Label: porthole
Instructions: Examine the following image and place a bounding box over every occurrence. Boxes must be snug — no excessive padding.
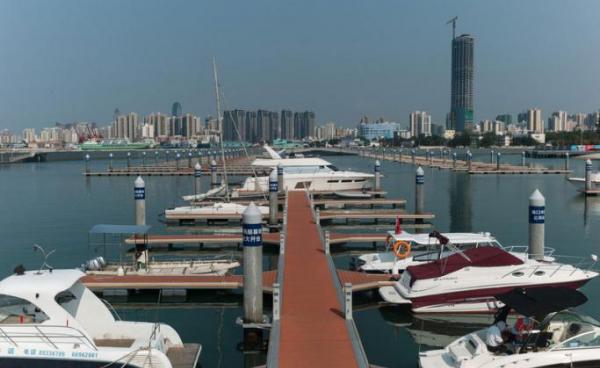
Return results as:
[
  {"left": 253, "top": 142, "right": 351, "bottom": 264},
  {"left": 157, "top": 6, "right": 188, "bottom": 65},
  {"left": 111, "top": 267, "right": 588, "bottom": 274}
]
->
[
  {"left": 534, "top": 270, "right": 545, "bottom": 276},
  {"left": 512, "top": 271, "right": 524, "bottom": 277}
]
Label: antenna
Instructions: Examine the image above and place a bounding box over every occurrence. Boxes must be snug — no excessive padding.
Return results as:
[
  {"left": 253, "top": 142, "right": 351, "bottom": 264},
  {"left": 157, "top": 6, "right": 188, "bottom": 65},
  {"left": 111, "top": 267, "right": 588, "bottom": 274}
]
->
[
  {"left": 446, "top": 16, "right": 458, "bottom": 39},
  {"left": 33, "top": 244, "right": 56, "bottom": 274},
  {"left": 212, "top": 57, "right": 229, "bottom": 198}
]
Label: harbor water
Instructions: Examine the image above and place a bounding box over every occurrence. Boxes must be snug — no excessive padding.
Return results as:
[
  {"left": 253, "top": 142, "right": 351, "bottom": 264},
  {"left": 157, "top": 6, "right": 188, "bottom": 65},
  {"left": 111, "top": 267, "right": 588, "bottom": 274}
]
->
[{"left": 1, "top": 153, "right": 599, "bottom": 367}]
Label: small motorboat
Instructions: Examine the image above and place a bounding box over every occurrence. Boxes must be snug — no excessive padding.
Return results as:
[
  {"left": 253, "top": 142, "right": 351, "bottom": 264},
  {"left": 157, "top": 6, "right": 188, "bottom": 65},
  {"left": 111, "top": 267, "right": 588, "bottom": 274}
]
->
[
  {"left": 83, "top": 256, "right": 240, "bottom": 276},
  {"left": 419, "top": 287, "right": 598, "bottom": 368},
  {"left": 378, "top": 246, "right": 598, "bottom": 313},
  {"left": 334, "top": 191, "right": 372, "bottom": 199}
]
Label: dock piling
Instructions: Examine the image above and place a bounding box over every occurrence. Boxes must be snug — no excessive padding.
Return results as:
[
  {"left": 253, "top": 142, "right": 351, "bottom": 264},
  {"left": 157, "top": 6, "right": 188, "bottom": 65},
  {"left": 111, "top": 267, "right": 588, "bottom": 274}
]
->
[
  {"left": 108, "top": 153, "right": 113, "bottom": 171},
  {"left": 411, "top": 149, "right": 416, "bottom": 164},
  {"left": 127, "top": 152, "right": 131, "bottom": 168},
  {"left": 522, "top": 151, "right": 526, "bottom": 166},
  {"left": 528, "top": 189, "right": 545, "bottom": 261},
  {"left": 452, "top": 152, "right": 457, "bottom": 169},
  {"left": 175, "top": 153, "right": 181, "bottom": 170},
  {"left": 325, "top": 230, "right": 330, "bottom": 255},
  {"left": 84, "top": 154, "right": 90, "bottom": 174},
  {"left": 142, "top": 151, "right": 146, "bottom": 167},
  {"left": 415, "top": 166, "right": 425, "bottom": 216},
  {"left": 565, "top": 152, "right": 570, "bottom": 171},
  {"left": 467, "top": 151, "right": 473, "bottom": 171},
  {"left": 187, "top": 152, "right": 192, "bottom": 168},
  {"left": 490, "top": 150, "right": 494, "bottom": 164},
  {"left": 273, "top": 283, "right": 280, "bottom": 321},
  {"left": 496, "top": 152, "right": 501, "bottom": 170},
  {"left": 269, "top": 169, "right": 278, "bottom": 227},
  {"left": 134, "top": 176, "right": 146, "bottom": 226},
  {"left": 374, "top": 160, "right": 381, "bottom": 191},
  {"left": 242, "top": 203, "right": 264, "bottom": 325},
  {"left": 586, "top": 159, "right": 593, "bottom": 191}
]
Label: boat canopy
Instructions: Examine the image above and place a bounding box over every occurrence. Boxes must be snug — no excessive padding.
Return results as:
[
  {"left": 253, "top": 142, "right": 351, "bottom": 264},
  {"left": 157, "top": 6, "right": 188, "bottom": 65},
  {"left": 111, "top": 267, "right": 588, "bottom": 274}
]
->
[
  {"left": 89, "top": 224, "right": 151, "bottom": 235},
  {"left": 495, "top": 287, "right": 588, "bottom": 317},
  {"left": 406, "top": 247, "right": 524, "bottom": 281}
]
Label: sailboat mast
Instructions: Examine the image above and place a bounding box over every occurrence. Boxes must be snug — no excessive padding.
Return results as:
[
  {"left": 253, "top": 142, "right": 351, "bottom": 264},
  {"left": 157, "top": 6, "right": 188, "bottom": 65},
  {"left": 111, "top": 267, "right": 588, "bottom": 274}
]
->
[{"left": 213, "top": 57, "right": 229, "bottom": 193}]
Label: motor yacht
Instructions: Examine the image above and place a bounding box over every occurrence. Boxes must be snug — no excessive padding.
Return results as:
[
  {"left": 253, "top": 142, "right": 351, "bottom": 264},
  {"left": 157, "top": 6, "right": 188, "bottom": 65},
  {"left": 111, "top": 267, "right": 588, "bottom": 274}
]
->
[
  {"left": 419, "top": 288, "right": 600, "bottom": 368},
  {"left": 236, "top": 145, "right": 374, "bottom": 193},
  {"left": 0, "top": 267, "right": 201, "bottom": 367},
  {"left": 567, "top": 171, "right": 600, "bottom": 190},
  {"left": 379, "top": 246, "right": 598, "bottom": 313},
  {"left": 355, "top": 230, "right": 555, "bottom": 274}
]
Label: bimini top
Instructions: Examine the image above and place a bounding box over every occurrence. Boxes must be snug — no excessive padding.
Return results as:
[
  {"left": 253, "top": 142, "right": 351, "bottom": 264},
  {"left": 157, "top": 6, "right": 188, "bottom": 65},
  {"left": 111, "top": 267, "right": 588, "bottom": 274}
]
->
[
  {"left": 406, "top": 247, "right": 524, "bottom": 281},
  {"left": 496, "top": 287, "right": 588, "bottom": 317},
  {"left": 0, "top": 269, "right": 84, "bottom": 299},
  {"left": 389, "top": 231, "right": 497, "bottom": 245}
]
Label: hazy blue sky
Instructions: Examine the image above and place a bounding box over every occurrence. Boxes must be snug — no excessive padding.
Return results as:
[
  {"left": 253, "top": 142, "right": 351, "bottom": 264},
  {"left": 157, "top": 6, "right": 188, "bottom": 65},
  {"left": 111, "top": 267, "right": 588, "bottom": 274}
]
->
[{"left": 2, "top": 0, "right": 600, "bottom": 130}]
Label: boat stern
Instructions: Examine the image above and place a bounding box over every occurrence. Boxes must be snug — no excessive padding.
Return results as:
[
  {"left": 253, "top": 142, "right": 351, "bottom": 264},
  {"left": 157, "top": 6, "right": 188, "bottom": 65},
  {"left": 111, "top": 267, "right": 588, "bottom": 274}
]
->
[{"left": 378, "top": 285, "right": 411, "bottom": 304}]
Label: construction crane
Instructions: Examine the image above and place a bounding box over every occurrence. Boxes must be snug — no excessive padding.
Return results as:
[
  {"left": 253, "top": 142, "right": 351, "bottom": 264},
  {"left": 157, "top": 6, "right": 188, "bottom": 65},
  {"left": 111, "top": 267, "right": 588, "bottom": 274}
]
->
[{"left": 446, "top": 16, "right": 458, "bottom": 39}]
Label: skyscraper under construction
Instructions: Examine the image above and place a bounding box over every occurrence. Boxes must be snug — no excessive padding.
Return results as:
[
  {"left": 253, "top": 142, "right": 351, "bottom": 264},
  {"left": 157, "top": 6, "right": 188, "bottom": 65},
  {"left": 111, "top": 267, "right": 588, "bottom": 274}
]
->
[{"left": 449, "top": 34, "right": 474, "bottom": 132}]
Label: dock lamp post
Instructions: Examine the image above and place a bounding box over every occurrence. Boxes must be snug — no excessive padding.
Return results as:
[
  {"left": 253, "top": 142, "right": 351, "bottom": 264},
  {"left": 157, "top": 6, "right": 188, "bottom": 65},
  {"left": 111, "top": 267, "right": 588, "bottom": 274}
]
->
[
  {"left": 194, "top": 163, "right": 202, "bottom": 200},
  {"left": 467, "top": 151, "right": 473, "bottom": 171},
  {"left": 84, "top": 154, "right": 90, "bottom": 174},
  {"left": 496, "top": 152, "right": 501, "bottom": 170},
  {"left": 188, "top": 152, "right": 193, "bottom": 168},
  {"left": 210, "top": 159, "right": 218, "bottom": 187},
  {"left": 154, "top": 151, "right": 159, "bottom": 165},
  {"left": 165, "top": 150, "right": 170, "bottom": 163},
  {"left": 126, "top": 152, "right": 131, "bottom": 168},
  {"left": 452, "top": 152, "right": 457, "bottom": 169},
  {"left": 522, "top": 151, "right": 526, "bottom": 167},
  {"left": 175, "top": 153, "right": 181, "bottom": 170},
  {"left": 142, "top": 151, "right": 146, "bottom": 167},
  {"left": 108, "top": 152, "right": 113, "bottom": 171}
]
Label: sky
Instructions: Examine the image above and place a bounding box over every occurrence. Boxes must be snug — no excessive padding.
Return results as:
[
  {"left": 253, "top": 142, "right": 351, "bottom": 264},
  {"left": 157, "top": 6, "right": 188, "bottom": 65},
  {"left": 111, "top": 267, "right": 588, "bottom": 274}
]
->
[{"left": 2, "top": 0, "right": 600, "bottom": 130}]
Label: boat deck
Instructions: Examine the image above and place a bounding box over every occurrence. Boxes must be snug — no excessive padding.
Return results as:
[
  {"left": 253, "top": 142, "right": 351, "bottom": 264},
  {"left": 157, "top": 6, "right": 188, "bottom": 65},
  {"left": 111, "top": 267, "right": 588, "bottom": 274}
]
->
[{"left": 166, "top": 343, "right": 202, "bottom": 368}]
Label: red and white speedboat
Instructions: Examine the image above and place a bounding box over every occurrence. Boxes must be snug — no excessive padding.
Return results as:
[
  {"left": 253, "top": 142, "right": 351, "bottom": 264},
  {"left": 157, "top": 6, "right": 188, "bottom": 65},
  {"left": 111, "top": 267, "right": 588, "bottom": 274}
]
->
[{"left": 379, "top": 247, "right": 598, "bottom": 314}]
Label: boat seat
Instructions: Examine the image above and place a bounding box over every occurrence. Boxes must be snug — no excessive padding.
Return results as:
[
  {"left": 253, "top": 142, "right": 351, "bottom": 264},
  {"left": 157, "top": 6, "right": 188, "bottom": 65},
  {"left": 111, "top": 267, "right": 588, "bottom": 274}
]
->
[{"left": 94, "top": 338, "right": 135, "bottom": 348}]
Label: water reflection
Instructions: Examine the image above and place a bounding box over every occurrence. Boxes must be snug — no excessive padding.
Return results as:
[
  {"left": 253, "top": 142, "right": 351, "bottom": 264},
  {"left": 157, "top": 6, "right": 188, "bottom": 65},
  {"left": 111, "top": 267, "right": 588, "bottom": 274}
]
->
[
  {"left": 449, "top": 173, "right": 473, "bottom": 232},
  {"left": 378, "top": 305, "right": 489, "bottom": 349}
]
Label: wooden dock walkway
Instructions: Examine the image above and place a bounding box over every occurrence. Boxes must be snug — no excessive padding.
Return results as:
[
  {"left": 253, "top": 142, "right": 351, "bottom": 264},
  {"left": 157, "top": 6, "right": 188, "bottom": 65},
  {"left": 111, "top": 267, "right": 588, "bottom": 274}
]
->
[{"left": 277, "top": 191, "right": 367, "bottom": 367}]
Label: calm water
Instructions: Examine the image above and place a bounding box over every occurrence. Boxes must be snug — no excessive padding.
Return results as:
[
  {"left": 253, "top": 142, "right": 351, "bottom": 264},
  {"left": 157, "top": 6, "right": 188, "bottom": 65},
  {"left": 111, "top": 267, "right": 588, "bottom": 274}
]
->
[{"left": 1, "top": 153, "right": 599, "bottom": 367}]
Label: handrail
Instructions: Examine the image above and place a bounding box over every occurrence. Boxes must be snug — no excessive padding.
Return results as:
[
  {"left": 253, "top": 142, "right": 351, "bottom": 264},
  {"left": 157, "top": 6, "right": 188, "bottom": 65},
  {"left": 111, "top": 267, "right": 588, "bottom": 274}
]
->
[
  {"left": 0, "top": 324, "right": 97, "bottom": 351},
  {"left": 101, "top": 298, "right": 122, "bottom": 321}
]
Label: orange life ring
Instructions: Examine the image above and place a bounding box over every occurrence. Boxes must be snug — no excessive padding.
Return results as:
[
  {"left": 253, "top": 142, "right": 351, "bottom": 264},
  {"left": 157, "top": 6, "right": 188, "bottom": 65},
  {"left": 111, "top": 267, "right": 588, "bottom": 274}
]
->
[{"left": 392, "top": 240, "right": 411, "bottom": 259}]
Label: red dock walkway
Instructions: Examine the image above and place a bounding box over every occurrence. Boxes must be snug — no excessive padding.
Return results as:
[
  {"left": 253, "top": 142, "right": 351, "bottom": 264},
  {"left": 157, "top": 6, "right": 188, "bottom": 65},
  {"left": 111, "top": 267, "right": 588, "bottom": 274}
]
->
[{"left": 278, "top": 191, "right": 362, "bottom": 367}]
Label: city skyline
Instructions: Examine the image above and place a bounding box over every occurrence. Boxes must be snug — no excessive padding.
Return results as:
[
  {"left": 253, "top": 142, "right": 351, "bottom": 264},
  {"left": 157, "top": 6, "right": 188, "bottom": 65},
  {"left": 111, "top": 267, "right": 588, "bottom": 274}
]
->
[{"left": 2, "top": 0, "right": 600, "bottom": 130}]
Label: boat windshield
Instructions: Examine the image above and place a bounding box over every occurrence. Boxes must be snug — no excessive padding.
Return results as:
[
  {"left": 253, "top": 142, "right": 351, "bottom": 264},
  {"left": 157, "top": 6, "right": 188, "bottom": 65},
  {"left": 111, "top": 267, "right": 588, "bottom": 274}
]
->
[
  {"left": 541, "top": 311, "right": 600, "bottom": 350},
  {"left": 0, "top": 294, "right": 48, "bottom": 324},
  {"left": 326, "top": 165, "right": 339, "bottom": 172}
]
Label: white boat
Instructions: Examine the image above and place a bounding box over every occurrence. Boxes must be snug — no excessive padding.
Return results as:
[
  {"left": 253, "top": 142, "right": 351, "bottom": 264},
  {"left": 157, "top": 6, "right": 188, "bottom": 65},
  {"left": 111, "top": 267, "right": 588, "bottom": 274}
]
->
[
  {"left": 165, "top": 202, "right": 269, "bottom": 221},
  {"left": 0, "top": 268, "right": 200, "bottom": 367},
  {"left": 354, "top": 230, "right": 555, "bottom": 274},
  {"left": 236, "top": 145, "right": 374, "bottom": 193},
  {"left": 84, "top": 256, "right": 240, "bottom": 276},
  {"left": 181, "top": 184, "right": 227, "bottom": 202},
  {"left": 419, "top": 288, "right": 599, "bottom": 368},
  {"left": 378, "top": 246, "right": 598, "bottom": 314}
]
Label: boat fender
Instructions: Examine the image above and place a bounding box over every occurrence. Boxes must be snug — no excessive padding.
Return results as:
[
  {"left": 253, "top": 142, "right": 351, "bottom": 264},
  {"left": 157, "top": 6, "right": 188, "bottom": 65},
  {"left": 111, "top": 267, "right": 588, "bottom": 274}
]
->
[{"left": 392, "top": 241, "right": 411, "bottom": 259}]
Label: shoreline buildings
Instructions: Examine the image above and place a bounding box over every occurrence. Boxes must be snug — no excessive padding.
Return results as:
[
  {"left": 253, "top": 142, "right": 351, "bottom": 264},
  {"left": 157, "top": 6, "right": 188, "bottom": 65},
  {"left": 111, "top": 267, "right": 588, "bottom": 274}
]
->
[{"left": 449, "top": 33, "right": 475, "bottom": 132}]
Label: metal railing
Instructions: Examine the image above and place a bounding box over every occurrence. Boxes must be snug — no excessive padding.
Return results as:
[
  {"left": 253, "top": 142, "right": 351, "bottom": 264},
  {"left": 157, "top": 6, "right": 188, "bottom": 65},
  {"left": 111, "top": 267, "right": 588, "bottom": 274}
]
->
[{"left": 0, "top": 325, "right": 97, "bottom": 351}]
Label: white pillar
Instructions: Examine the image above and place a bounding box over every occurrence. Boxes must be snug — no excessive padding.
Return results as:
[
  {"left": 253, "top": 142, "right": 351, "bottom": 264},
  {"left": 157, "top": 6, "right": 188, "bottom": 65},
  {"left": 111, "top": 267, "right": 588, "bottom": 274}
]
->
[
  {"left": 242, "top": 203, "right": 263, "bottom": 323},
  {"left": 528, "top": 189, "right": 545, "bottom": 261}
]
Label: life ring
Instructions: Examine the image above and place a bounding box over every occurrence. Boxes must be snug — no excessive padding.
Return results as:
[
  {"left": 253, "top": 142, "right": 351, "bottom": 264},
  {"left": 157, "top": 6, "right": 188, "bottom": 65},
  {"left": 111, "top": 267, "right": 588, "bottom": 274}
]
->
[{"left": 392, "top": 241, "right": 411, "bottom": 259}]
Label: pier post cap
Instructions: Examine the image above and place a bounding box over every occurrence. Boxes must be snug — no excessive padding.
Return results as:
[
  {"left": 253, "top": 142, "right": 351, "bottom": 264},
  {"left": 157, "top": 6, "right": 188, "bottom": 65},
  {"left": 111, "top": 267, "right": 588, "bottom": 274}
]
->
[
  {"left": 242, "top": 202, "right": 263, "bottom": 225},
  {"left": 269, "top": 169, "right": 278, "bottom": 182},
  {"left": 453, "top": 152, "right": 457, "bottom": 157},
  {"left": 194, "top": 162, "right": 202, "bottom": 171},
  {"left": 109, "top": 152, "right": 113, "bottom": 158},
  {"left": 166, "top": 150, "right": 170, "bottom": 154},
  {"left": 85, "top": 154, "right": 90, "bottom": 160},
  {"left": 176, "top": 153, "right": 181, "bottom": 158},
  {"left": 211, "top": 159, "right": 217, "bottom": 166},
  {"left": 127, "top": 152, "right": 131, "bottom": 157},
  {"left": 529, "top": 189, "right": 545, "bottom": 205},
  {"left": 188, "top": 152, "right": 192, "bottom": 157},
  {"left": 522, "top": 151, "right": 526, "bottom": 155},
  {"left": 566, "top": 152, "right": 570, "bottom": 157},
  {"left": 134, "top": 176, "right": 145, "bottom": 188},
  {"left": 416, "top": 166, "right": 424, "bottom": 176},
  {"left": 586, "top": 159, "right": 592, "bottom": 166},
  {"left": 142, "top": 151, "right": 146, "bottom": 156},
  {"left": 155, "top": 151, "right": 158, "bottom": 155},
  {"left": 497, "top": 151, "right": 501, "bottom": 156},
  {"left": 375, "top": 160, "right": 380, "bottom": 166}
]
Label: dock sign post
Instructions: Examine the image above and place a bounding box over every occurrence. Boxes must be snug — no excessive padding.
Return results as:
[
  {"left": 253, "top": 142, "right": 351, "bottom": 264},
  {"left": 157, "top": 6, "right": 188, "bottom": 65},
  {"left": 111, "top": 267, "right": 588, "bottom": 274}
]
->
[
  {"left": 528, "top": 189, "right": 545, "bottom": 261},
  {"left": 242, "top": 203, "right": 263, "bottom": 325}
]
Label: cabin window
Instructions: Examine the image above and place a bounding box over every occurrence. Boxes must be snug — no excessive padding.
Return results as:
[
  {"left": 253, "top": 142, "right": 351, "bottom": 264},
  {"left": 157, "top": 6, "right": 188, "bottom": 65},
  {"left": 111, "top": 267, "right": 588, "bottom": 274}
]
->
[
  {"left": 512, "top": 271, "right": 524, "bottom": 277},
  {"left": 554, "top": 330, "right": 600, "bottom": 350},
  {"left": 0, "top": 294, "right": 48, "bottom": 324},
  {"left": 354, "top": 179, "right": 366, "bottom": 182},
  {"left": 326, "top": 165, "right": 339, "bottom": 172},
  {"left": 327, "top": 180, "right": 340, "bottom": 183},
  {"left": 534, "top": 270, "right": 546, "bottom": 276},
  {"left": 341, "top": 179, "right": 352, "bottom": 183},
  {"left": 55, "top": 290, "right": 77, "bottom": 305}
]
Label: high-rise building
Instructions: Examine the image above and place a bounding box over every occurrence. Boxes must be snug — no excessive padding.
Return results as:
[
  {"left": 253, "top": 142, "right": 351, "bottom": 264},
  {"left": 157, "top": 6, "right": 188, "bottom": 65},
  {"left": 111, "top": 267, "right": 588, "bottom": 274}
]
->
[
  {"left": 479, "top": 120, "right": 494, "bottom": 133},
  {"left": 223, "top": 109, "right": 246, "bottom": 141},
  {"left": 113, "top": 112, "right": 140, "bottom": 140},
  {"left": 171, "top": 102, "right": 182, "bottom": 117},
  {"left": 245, "top": 111, "right": 257, "bottom": 143},
  {"left": 281, "top": 110, "right": 294, "bottom": 139},
  {"left": 449, "top": 34, "right": 475, "bottom": 132},
  {"left": 548, "top": 111, "right": 567, "bottom": 132},
  {"left": 527, "top": 108, "right": 544, "bottom": 133},
  {"left": 293, "top": 111, "right": 315, "bottom": 139},
  {"left": 409, "top": 111, "right": 432, "bottom": 137},
  {"left": 495, "top": 114, "right": 512, "bottom": 126}
]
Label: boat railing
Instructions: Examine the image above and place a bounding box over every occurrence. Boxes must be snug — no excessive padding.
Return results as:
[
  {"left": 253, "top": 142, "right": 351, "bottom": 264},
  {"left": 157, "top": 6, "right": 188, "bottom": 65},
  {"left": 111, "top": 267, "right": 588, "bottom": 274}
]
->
[
  {"left": 100, "top": 298, "right": 122, "bottom": 321},
  {"left": 0, "top": 325, "right": 97, "bottom": 351},
  {"left": 503, "top": 245, "right": 556, "bottom": 257},
  {"left": 500, "top": 254, "right": 599, "bottom": 279}
]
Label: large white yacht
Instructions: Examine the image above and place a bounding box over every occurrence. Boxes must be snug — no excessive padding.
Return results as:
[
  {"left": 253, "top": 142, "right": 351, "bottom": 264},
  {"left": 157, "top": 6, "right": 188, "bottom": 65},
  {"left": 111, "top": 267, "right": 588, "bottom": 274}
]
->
[
  {"left": 0, "top": 268, "right": 200, "bottom": 367},
  {"left": 236, "top": 145, "right": 374, "bottom": 192},
  {"left": 379, "top": 246, "right": 598, "bottom": 314},
  {"left": 419, "top": 288, "right": 600, "bottom": 368},
  {"left": 355, "top": 230, "right": 555, "bottom": 274}
]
